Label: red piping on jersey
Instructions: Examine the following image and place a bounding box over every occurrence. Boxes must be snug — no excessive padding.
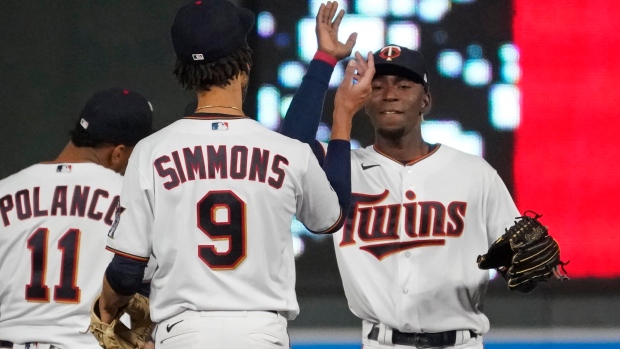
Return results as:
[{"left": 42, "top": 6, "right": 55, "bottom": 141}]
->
[
  {"left": 372, "top": 144, "right": 441, "bottom": 166},
  {"left": 183, "top": 113, "right": 250, "bottom": 120},
  {"left": 308, "top": 209, "right": 344, "bottom": 235},
  {"left": 105, "top": 246, "right": 149, "bottom": 262}
]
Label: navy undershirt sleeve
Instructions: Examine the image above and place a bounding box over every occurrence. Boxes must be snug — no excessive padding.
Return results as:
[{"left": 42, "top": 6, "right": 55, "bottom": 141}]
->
[
  {"left": 280, "top": 58, "right": 335, "bottom": 163},
  {"left": 323, "top": 139, "right": 352, "bottom": 220},
  {"left": 105, "top": 254, "right": 148, "bottom": 296},
  {"left": 137, "top": 282, "right": 151, "bottom": 298}
]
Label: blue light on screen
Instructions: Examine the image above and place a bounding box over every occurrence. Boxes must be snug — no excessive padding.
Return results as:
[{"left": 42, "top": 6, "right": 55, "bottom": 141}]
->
[
  {"left": 498, "top": 44, "right": 520, "bottom": 83},
  {"left": 257, "top": 85, "right": 281, "bottom": 130},
  {"left": 489, "top": 84, "right": 520, "bottom": 130},
  {"left": 498, "top": 43, "right": 519, "bottom": 62},
  {"left": 437, "top": 50, "right": 463, "bottom": 78},
  {"left": 356, "top": 0, "right": 388, "bottom": 16},
  {"left": 328, "top": 63, "right": 345, "bottom": 88},
  {"left": 466, "top": 43, "right": 483, "bottom": 58},
  {"left": 257, "top": 12, "right": 275, "bottom": 38},
  {"left": 501, "top": 62, "right": 520, "bottom": 84},
  {"left": 418, "top": 0, "right": 451, "bottom": 23},
  {"left": 389, "top": 0, "right": 416, "bottom": 17},
  {"left": 463, "top": 58, "right": 492, "bottom": 86},
  {"left": 278, "top": 61, "right": 306, "bottom": 88},
  {"left": 421, "top": 120, "right": 484, "bottom": 156},
  {"left": 316, "top": 122, "right": 332, "bottom": 142},
  {"left": 387, "top": 22, "right": 420, "bottom": 49},
  {"left": 280, "top": 94, "right": 294, "bottom": 117}
]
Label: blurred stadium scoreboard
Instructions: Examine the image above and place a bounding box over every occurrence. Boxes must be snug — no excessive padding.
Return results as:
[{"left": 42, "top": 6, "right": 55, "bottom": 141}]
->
[{"left": 245, "top": 0, "right": 620, "bottom": 282}]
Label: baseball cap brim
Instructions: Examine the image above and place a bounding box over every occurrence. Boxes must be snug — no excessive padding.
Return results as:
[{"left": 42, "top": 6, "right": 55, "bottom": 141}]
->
[{"left": 374, "top": 63, "right": 427, "bottom": 86}]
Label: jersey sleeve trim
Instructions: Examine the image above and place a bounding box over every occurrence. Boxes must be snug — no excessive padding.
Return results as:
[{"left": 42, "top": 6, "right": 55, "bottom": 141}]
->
[
  {"left": 306, "top": 209, "right": 345, "bottom": 235},
  {"left": 313, "top": 50, "right": 339, "bottom": 66},
  {"left": 105, "top": 246, "right": 149, "bottom": 262}
]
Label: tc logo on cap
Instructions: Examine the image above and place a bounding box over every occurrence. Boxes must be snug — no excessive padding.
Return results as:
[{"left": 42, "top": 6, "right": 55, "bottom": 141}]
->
[
  {"left": 192, "top": 54, "right": 205, "bottom": 61},
  {"left": 379, "top": 45, "right": 401, "bottom": 61}
]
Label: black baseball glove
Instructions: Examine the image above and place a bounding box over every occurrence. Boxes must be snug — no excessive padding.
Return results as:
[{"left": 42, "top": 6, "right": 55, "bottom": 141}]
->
[{"left": 477, "top": 211, "right": 569, "bottom": 293}]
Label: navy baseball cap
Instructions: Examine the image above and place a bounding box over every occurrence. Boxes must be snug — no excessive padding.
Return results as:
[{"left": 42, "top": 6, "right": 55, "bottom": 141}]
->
[
  {"left": 78, "top": 88, "right": 154, "bottom": 146},
  {"left": 171, "top": 0, "right": 255, "bottom": 64},
  {"left": 373, "top": 45, "right": 429, "bottom": 91}
]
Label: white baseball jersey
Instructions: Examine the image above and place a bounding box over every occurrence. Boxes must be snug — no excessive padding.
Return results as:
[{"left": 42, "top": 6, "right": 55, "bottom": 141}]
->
[
  {"left": 106, "top": 115, "right": 342, "bottom": 323},
  {"left": 0, "top": 163, "right": 122, "bottom": 348},
  {"left": 331, "top": 144, "right": 519, "bottom": 335}
]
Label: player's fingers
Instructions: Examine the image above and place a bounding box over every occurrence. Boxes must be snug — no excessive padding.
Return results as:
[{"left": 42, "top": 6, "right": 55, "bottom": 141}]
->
[
  {"left": 344, "top": 32, "right": 357, "bottom": 52},
  {"left": 354, "top": 51, "right": 368, "bottom": 74},
  {"left": 316, "top": 3, "right": 325, "bottom": 25},
  {"left": 328, "top": 1, "right": 339, "bottom": 24},
  {"left": 322, "top": 2, "right": 332, "bottom": 24},
  {"left": 367, "top": 51, "right": 375, "bottom": 72},
  {"left": 342, "top": 59, "right": 358, "bottom": 86},
  {"left": 333, "top": 9, "right": 345, "bottom": 30},
  {"left": 358, "top": 52, "right": 376, "bottom": 85}
]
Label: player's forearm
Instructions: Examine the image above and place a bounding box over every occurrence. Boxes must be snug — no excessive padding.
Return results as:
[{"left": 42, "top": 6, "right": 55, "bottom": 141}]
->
[
  {"left": 280, "top": 51, "right": 336, "bottom": 144},
  {"left": 323, "top": 139, "right": 351, "bottom": 220},
  {"left": 99, "top": 276, "right": 133, "bottom": 323},
  {"left": 330, "top": 110, "right": 353, "bottom": 141}
]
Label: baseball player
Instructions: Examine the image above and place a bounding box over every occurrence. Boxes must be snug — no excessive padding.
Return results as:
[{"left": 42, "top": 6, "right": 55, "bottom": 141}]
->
[
  {"left": 281, "top": 2, "right": 521, "bottom": 348},
  {"left": 94, "top": 1, "right": 372, "bottom": 349},
  {"left": 0, "top": 88, "right": 153, "bottom": 348}
]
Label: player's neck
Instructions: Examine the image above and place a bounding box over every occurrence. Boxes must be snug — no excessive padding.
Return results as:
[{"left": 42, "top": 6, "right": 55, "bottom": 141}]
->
[
  {"left": 195, "top": 78, "right": 245, "bottom": 116},
  {"left": 51, "top": 141, "right": 109, "bottom": 167},
  {"left": 374, "top": 133, "right": 430, "bottom": 163}
]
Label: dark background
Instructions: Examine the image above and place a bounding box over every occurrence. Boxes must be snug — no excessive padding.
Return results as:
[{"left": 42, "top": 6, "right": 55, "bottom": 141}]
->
[{"left": 1, "top": 0, "right": 618, "bottom": 329}]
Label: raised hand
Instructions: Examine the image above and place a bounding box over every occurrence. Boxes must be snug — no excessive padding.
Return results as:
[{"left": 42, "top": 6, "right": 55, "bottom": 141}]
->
[
  {"left": 316, "top": 1, "right": 357, "bottom": 61},
  {"left": 331, "top": 51, "right": 375, "bottom": 140}
]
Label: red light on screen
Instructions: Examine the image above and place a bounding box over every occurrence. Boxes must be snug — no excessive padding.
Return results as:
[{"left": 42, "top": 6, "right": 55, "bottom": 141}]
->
[{"left": 514, "top": 1, "right": 620, "bottom": 277}]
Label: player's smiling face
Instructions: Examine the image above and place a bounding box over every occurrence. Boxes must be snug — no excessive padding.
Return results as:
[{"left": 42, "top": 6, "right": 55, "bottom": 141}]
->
[{"left": 365, "top": 75, "right": 429, "bottom": 140}]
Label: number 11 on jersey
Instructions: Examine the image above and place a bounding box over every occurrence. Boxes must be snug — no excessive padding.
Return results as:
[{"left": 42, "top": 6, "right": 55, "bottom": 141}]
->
[{"left": 25, "top": 228, "right": 81, "bottom": 303}]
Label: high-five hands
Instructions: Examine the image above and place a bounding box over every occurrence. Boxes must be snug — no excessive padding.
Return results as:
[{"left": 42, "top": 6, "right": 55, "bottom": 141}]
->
[
  {"left": 331, "top": 51, "right": 375, "bottom": 140},
  {"left": 316, "top": 1, "right": 357, "bottom": 60}
]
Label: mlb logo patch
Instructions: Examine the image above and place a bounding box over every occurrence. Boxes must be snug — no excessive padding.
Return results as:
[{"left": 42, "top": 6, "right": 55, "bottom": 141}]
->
[
  {"left": 56, "top": 164, "right": 72, "bottom": 173},
  {"left": 212, "top": 122, "right": 229, "bottom": 131},
  {"left": 192, "top": 53, "right": 204, "bottom": 61}
]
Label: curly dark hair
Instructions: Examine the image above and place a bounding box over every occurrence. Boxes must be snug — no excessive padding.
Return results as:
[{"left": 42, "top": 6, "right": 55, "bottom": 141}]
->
[
  {"left": 173, "top": 44, "right": 253, "bottom": 91},
  {"left": 69, "top": 122, "right": 119, "bottom": 148}
]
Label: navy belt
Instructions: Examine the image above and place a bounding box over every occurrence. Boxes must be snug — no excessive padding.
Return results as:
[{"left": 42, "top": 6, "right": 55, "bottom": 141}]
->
[
  {"left": 368, "top": 325, "right": 477, "bottom": 348},
  {"left": 0, "top": 341, "right": 12, "bottom": 347}
]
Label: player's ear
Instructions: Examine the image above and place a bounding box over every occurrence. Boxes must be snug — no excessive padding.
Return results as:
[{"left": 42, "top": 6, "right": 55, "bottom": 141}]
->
[
  {"left": 109, "top": 144, "right": 134, "bottom": 175},
  {"left": 421, "top": 92, "right": 431, "bottom": 114}
]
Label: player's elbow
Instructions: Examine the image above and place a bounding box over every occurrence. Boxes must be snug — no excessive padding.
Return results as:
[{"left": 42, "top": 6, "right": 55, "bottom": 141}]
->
[
  {"left": 306, "top": 209, "right": 346, "bottom": 235},
  {"left": 105, "top": 254, "right": 148, "bottom": 296}
]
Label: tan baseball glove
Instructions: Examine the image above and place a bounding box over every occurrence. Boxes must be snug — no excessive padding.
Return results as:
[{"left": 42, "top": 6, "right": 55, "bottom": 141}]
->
[{"left": 89, "top": 293, "right": 153, "bottom": 349}]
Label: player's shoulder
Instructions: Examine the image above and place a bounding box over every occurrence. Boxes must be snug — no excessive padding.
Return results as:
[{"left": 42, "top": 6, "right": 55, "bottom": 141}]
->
[
  {"left": 0, "top": 163, "right": 122, "bottom": 191},
  {"left": 435, "top": 144, "right": 496, "bottom": 172},
  {"left": 250, "top": 123, "right": 315, "bottom": 154}
]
